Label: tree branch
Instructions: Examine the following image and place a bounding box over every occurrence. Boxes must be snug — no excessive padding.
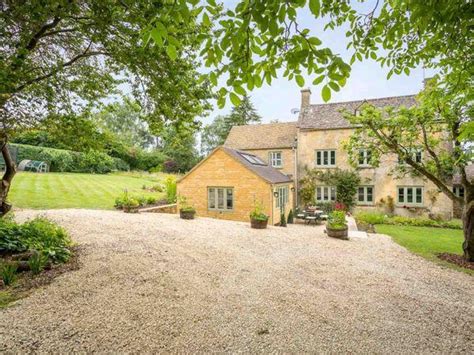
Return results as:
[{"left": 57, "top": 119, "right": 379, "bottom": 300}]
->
[{"left": 14, "top": 50, "right": 110, "bottom": 93}]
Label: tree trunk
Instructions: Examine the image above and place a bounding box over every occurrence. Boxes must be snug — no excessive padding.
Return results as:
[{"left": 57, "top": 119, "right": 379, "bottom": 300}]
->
[
  {"left": 462, "top": 195, "right": 474, "bottom": 262},
  {"left": 0, "top": 140, "right": 16, "bottom": 217}
]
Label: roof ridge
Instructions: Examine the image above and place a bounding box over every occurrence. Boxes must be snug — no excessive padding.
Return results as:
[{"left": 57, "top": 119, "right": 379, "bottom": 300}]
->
[
  {"left": 309, "top": 94, "right": 417, "bottom": 107},
  {"left": 231, "top": 121, "right": 297, "bottom": 128}
]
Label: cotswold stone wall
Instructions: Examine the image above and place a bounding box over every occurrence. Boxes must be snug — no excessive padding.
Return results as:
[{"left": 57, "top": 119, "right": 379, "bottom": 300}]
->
[
  {"left": 297, "top": 128, "right": 453, "bottom": 219},
  {"left": 178, "top": 149, "right": 278, "bottom": 223}
]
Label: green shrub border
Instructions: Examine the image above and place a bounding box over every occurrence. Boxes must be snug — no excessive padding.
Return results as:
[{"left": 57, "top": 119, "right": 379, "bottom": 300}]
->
[{"left": 355, "top": 211, "right": 462, "bottom": 230}]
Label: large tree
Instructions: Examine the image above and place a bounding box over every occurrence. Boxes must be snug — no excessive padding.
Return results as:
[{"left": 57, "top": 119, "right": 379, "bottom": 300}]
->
[
  {"left": 344, "top": 77, "right": 473, "bottom": 261},
  {"left": 201, "top": 95, "right": 261, "bottom": 154},
  {"left": 0, "top": 0, "right": 211, "bottom": 215}
]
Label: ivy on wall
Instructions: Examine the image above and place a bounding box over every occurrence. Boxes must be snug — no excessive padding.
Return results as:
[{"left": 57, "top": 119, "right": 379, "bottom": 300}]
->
[{"left": 299, "top": 168, "right": 361, "bottom": 210}]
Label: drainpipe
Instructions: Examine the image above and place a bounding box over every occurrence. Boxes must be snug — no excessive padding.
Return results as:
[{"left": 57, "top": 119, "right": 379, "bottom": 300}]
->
[
  {"left": 293, "top": 136, "right": 298, "bottom": 209},
  {"left": 270, "top": 185, "right": 274, "bottom": 225}
]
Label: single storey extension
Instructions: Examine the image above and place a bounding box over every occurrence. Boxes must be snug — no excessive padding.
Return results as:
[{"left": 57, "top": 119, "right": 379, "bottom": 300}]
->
[{"left": 177, "top": 146, "right": 293, "bottom": 225}]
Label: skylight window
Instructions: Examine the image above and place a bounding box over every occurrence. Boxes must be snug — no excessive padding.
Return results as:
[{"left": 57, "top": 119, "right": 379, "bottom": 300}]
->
[{"left": 239, "top": 152, "right": 266, "bottom": 165}]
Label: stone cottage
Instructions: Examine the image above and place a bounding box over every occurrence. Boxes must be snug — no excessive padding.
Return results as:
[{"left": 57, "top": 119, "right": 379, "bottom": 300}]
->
[{"left": 225, "top": 88, "right": 459, "bottom": 219}]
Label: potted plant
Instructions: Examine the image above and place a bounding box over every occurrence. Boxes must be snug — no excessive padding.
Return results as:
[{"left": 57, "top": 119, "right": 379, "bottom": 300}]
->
[
  {"left": 178, "top": 196, "right": 196, "bottom": 220},
  {"left": 123, "top": 197, "right": 140, "bottom": 213},
  {"left": 249, "top": 200, "right": 269, "bottom": 229},
  {"left": 326, "top": 210, "right": 348, "bottom": 239}
]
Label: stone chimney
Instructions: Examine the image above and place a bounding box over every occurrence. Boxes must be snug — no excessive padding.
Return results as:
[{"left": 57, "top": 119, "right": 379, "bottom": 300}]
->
[{"left": 300, "top": 88, "right": 311, "bottom": 109}]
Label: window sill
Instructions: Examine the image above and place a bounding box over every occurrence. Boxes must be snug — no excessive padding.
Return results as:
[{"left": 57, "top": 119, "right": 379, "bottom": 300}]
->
[
  {"left": 357, "top": 165, "right": 373, "bottom": 169},
  {"left": 396, "top": 205, "right": 426, "bottom": 209},
  {"left": 356, "top": 203, "right": 375, "bottom": 206},
  {"left": 208, "top": 209, "right": 234, "bottom": 213},
  {"left": 315, "top": 166, "right": 337, "bottom": 169}
]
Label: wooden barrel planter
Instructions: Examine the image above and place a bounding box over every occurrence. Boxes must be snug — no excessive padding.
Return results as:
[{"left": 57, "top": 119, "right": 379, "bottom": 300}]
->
[
  {"left": 250, "top": 218, "right": 268, "bottom": 229},
  {"left": 179, "top": 209, "right": 196, "bottom": 220},
  {"left": 326, "top": 226, "right": 349, "bottom": 240}
]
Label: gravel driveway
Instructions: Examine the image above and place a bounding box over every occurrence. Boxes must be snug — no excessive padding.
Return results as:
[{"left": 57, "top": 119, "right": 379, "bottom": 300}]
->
[{"left": 1, "top": 209, "right": 473, "bottom": 353}]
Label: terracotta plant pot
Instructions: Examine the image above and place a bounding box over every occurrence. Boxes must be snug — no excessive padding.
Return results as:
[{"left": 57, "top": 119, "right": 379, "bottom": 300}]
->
[
  {"left": 326, "top": 226, "right": 349, "bottom": 240},
  {"left": 250, "top": 218, "right": 268, "bottom": 229},
  {"left": 180, "top": 209, "right": 196, "bottom": 220}
]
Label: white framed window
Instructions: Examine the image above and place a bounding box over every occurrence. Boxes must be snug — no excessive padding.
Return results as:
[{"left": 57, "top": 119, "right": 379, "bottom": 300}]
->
[
  {"left": 208, "top": 187, "right": 234, "bottom": 211},
  {"left": 453, "top": 186, "right": 465, "bottom": 198},
  {"left": 269, "top": 151, "right": 283, "bottom": 168},
  {"left": 316, "top": 186, "right": 336, "bottom": 202},
  {"left": 315, "top": 150, "right": 336, "bottom": 167},
  {"left": 357, "top": 186, "right": 374, "bottom": 204},
  {"left": 397, "top": 186, "right": 423, "bottom": 206},
  {"left": 358, "top": 149, "right": 372, "bottom": 167},
  {"left": 398, "top": 149, "right": 423, "bottom": 165},
  {"left": 276, "top": 185, "right": 289, "bottom": 208}
]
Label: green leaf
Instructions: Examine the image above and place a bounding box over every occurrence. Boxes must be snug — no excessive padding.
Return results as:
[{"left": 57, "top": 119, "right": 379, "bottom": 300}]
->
[
  {"left": 166, "top": 45, "right": 178, "bottom": 60},
  {"left": 309, "top": 0, "right": 321, "bottom": 17},
  {"left": 308, "top": 37, "right": 322, "bottom": 46},
  {"left": 230, "top": 92, "right": 241, "bottom": 106},
  {"left": 322, "top": 85, "right": 331, "bottom": 102},
  {"left": 328, "top": 81, "right": 340, "bottom": 92},
  {"left": 296, "top": 75, "right": 305, "bottom": 87},
  {"left": 202, "top": 12, "right": 211, "bottom": 27},
  {"left": 234, "top": 85, "right": 246, "bottom": 95},
  {"left": 312, "top": 74, "right": 325, "bottom": 85}
]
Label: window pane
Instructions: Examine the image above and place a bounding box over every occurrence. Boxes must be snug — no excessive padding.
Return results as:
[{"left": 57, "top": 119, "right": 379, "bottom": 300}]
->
[
  {"left": 316, "top": 151, "right": 321, "bottom": 165},
  {"left": 330, "top": 187, "right": 336, "bottom": 201},
  {"left": 323, "top": 151, "right": 328, "bottom": 165},
  {"left": 358, "top": 150, "right": 364, "bottom": 165},
  {"left": 358, "top": 187, "right": 364, "bottom": 202},
  {"left": 323, "top": 187, "right": 329, "bottom": 201},
  {"left": 398, "top": 188, "right": 404, "bottom": 203},
  {"left": 407, "top": 187, "right": 413, "bottom": 203},
  {"left": 366, "top": 150, "right": 372, "bottom": 164},
  {"left": 460, "top": 187, "right": 465, "bottom": 198},
  {"left": 367, "top": 187, "right": 373, "bottom": 202},
  {"left": 416, "top": 188, "right": 422, "bottom": 203},
  {"left": 217, "top": 188, "right": 224, "bottom": 209},
  {"left": 208, "top": 188, "right": 215, "bottom": 209},
  {"left": 415, "top": 151, "right": 422, "bottom": 163},
  {"left": 316, "top": 187, "right": 321, "bottom": 201},
  {"left": 330, "top": 151, "right": 336, "bottom": 165},
  {"left": 226, "top": 189, "right": 233, "bottom": 209}
]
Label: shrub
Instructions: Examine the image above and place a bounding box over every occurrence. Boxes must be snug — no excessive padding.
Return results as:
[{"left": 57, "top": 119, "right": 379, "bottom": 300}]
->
[
  {"left": 28, "top": 251, "right": 48, "bottom": 275},
  {"left": 250, "top": 200, "right": 269, "bottom": 221},
  {"left": 354, "top": 212, "right": 462, "bottom": 230},
  {"left": 178, "top": 196, "right": 195, "bottom": 212},
  {"left": 165, "top": 176, "right": 177, "bottom": 203},
  {"left": 12, "top": 144, "right": 129, "bottom": 173},
  {"left": 0, "top": 217, "right": 72, "bottom": 263},
  {"left": 355, "top": 211, "right": 387, "bottom": 225},
  {"left": 20, "top": 218, "right": 72, "bottom": 263},
  {"left": 0, "top": 263, "right": 18, "bottom": 286},
  {"left": 280, "top": 211, "right": 287, "bottom": 227},
  {"left": 287, "top": 209, "right": 294, "bottom": 224},
  {"left": 327, "top": 210, "right": 347, "bottom": 230},
  {"left": 146, "top": 196, "right": 157, "bottom": 205},
  {"left": 0, "top": 218, "right": 27, "bottom": 253}
]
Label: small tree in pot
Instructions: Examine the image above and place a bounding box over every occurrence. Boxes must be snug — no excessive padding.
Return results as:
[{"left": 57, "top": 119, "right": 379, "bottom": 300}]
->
[
  {"left": 326, "top": 210, "right": 348, "bottom": 240},
  {"left": 178, "top": 196, "right": 196, "bottom": 220},
  {"left": 250, "top": 200, "right": 269, "bottom": 229}
]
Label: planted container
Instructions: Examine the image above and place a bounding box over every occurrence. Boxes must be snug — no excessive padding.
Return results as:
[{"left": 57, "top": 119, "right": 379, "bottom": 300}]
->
[
  {"left": 250, "top": 218, "right": 268, "bottom": 229},
  {"left": 326, "top": 226, "right": 348, "bottom": 239},
  {"left": 180, "top": 208, "right": 196, "bottom": 220}
]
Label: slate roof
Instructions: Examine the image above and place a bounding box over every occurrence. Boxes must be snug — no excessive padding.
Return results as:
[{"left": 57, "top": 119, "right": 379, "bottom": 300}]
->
[
  {"left": 298, "top": 95, "right": 417, "bottom": 130},
  {"left": 224, "top": 122, "right": 297, "bottom": 150},
  {"left": 221, "top": 147, "right": 293, "bottom": 184}
]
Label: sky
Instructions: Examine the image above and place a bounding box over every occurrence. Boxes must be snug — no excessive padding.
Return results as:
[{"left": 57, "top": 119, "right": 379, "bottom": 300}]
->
[{"left": 202, "top": 0, "right": 432, "bottom": 125}]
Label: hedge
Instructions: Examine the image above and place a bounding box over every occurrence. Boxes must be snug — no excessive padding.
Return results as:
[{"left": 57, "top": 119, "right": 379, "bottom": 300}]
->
[
  {"left": 10, "top": 143, "right": 129, "bottom": 174},
  {"left": 355, "top": 211, "right": 462, "bottom": 230}
]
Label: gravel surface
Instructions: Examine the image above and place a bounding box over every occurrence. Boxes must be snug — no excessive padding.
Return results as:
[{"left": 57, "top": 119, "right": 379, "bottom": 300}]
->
[{"left": 1, "top": 209, "right": 473, "bottom": 353}]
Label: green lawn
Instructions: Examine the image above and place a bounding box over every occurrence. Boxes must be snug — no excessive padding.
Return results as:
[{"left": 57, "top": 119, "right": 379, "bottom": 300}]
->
[
  {"left": 376, "top": 224, "right": 472, "bottom": 275},
  {"left": 9, "top": 172, "right": 172, "bottom": 210}
]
